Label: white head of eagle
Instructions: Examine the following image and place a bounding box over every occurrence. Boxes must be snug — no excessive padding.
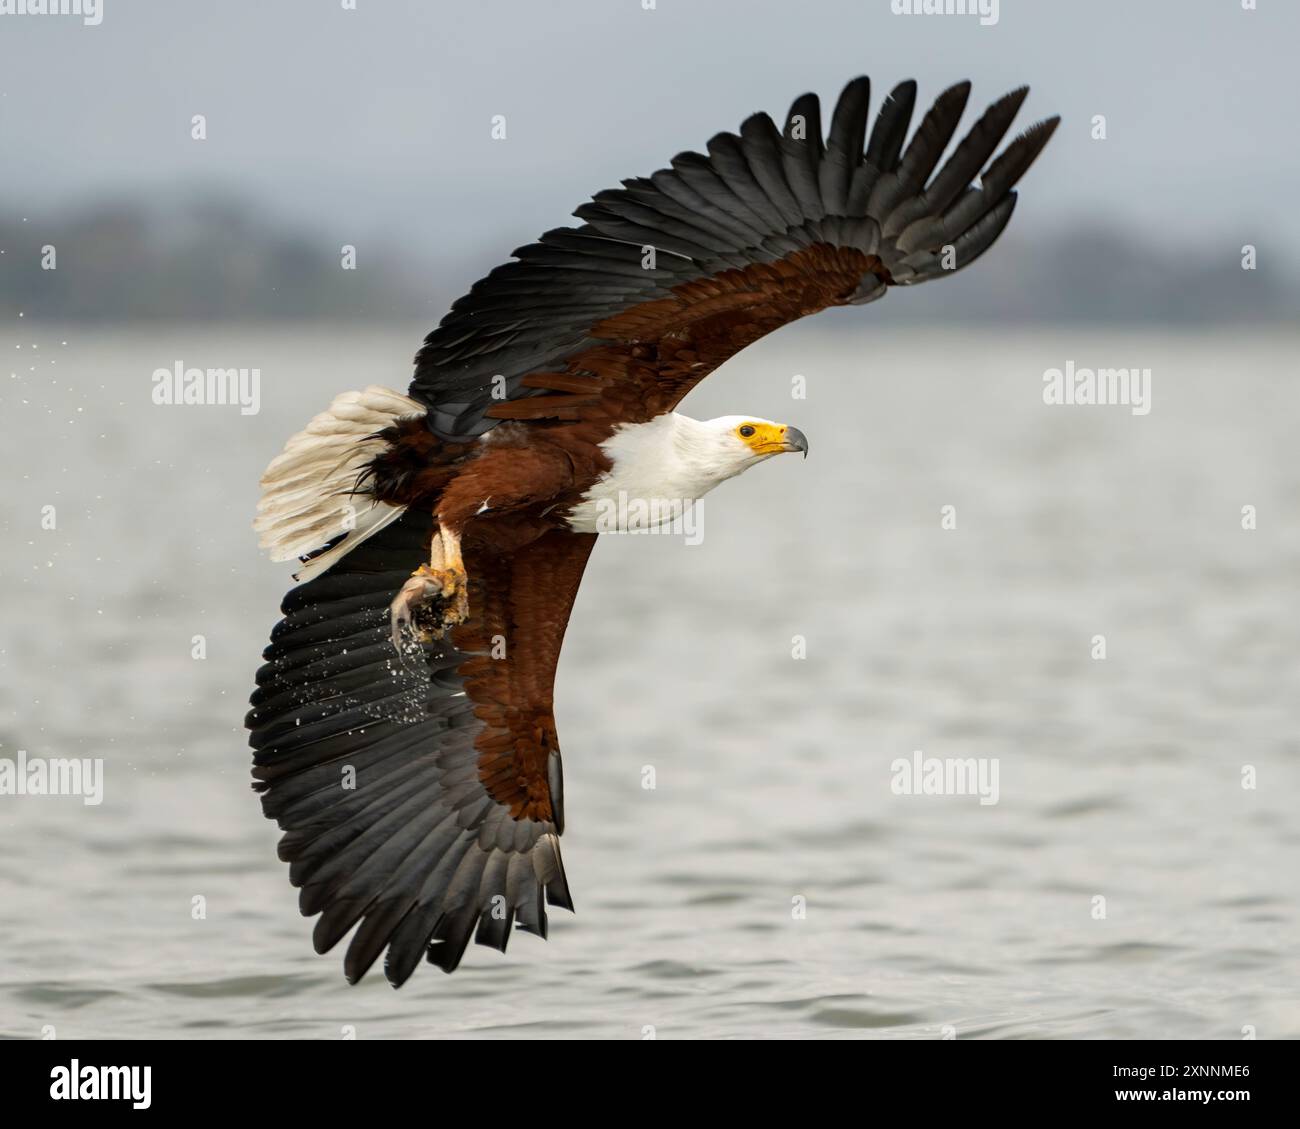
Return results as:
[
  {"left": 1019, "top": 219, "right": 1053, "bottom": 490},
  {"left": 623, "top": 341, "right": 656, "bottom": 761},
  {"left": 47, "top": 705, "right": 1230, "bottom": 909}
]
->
[{"left": 563, "top": 412, "right": 809, "bottom": 534}]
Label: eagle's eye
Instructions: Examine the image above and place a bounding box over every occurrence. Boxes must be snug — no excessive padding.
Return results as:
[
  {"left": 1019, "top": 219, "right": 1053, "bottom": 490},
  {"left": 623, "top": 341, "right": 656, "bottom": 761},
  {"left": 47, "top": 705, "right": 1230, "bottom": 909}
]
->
[{"left": 738, "top": 425, "right": 756, "bottom": 438}]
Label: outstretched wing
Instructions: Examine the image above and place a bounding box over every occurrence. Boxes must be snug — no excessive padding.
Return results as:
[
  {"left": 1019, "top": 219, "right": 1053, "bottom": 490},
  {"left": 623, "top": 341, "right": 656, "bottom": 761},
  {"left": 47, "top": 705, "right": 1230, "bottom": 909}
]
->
[
  {"left": 247, "top": 511, "right": 594, "bottom": 985},
  {"left": 411, "top": 77, "right": 1058, "bottom": 439}
]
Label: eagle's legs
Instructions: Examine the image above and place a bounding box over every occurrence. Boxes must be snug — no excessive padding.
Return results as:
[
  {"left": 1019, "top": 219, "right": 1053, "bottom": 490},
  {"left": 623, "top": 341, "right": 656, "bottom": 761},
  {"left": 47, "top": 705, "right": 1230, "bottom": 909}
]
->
[{"left": 388, "top": 525, "right": 469, "bottom": 648}]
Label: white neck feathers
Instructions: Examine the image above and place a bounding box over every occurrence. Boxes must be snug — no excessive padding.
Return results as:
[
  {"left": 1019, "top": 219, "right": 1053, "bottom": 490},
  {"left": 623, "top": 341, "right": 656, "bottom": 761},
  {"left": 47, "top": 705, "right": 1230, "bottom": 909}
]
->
[{"left": 565, "top": 413, "right": 757, "bottom": 534}]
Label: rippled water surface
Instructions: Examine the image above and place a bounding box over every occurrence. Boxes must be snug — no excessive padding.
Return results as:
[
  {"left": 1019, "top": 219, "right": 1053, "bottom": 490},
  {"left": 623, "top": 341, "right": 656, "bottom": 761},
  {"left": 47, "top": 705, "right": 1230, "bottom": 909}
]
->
[{"left": 2, "top": 324, "right": 1297, "bottom": 1039}]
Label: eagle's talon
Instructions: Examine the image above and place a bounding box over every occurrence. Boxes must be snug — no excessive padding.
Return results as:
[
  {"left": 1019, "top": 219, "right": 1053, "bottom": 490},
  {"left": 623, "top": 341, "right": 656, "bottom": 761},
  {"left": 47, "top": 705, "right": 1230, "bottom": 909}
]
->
[
  {"left": 440, "top": 582, "right": 470, "bottom": 629},
  {"left": 389, "top": 564, "right": 468, "bottom": 650}
]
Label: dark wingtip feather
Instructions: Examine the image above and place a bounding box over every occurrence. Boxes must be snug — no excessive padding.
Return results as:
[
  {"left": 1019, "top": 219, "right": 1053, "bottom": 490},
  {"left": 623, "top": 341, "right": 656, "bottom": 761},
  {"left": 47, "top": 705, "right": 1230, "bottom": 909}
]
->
[
  {"left": 865, "top": 79, "right": 918, "bottom": 171},
  {"left": 1029, "top": 114, "right": 1061, "bottom": 143},
  {"left": 545, "top": 873, "right": 575, "bottom": 912},
  {"left": 783, "top": 92, "right": 823, "bottom": 149},
  {"left": 474, "top": 907, "right": 514, "bottom": 952},
  {"left": 426, "top": 910, "right": 478, "bottom": 973},
  {"left": 384, "top": 912, "right": 443, "bottom": 988},
  {"left": 342, "top": 900, "right": 419, "bottom": 984},
  {"left": 827, "top": 76, "right": 872, "bottom": 157},
  {"left": 819, "top": 76, "right": 874, "bottom": 214},
  {"left": 978, "top": 115, "right": 1061, "bottom": 198},
  {"left": 931, "top": 80, "right": 972, "bottom": 127}
]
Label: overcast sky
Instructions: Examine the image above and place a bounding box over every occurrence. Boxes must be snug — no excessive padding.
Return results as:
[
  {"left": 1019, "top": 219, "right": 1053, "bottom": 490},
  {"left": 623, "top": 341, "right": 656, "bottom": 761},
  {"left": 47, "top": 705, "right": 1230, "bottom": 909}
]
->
[{"left": 2, "top": 0, "right": 1297, "bottom": 277}]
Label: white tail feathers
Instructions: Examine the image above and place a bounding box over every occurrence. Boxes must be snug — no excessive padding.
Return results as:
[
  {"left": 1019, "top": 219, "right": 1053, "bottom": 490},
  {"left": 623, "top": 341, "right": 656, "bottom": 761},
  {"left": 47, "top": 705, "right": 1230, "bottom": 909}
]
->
[
  {"left": 288, "top": 503, "right": 406, "bottom": 584},
  {"left": 254, "top": 385, "right": 424, "bottom": 582}
]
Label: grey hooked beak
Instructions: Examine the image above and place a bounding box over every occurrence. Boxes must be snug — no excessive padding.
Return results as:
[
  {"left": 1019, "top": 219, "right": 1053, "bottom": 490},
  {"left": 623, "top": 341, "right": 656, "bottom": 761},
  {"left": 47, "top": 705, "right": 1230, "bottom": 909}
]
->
[{"left": 782, "top": 426, "right": 809, "bottom": 458}]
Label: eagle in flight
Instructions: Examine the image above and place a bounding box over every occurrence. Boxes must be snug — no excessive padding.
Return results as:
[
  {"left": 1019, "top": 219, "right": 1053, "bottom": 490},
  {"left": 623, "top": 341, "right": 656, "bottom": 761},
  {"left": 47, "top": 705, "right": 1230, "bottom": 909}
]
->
[{"left": 247, "top": 76, "right": 1057, "bottom": 986}]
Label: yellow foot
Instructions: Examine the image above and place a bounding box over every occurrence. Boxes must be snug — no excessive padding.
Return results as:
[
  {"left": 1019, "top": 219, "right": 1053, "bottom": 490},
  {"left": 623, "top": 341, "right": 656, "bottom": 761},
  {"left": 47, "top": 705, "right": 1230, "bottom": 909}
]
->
[{"left": 388, "top": 563, "right": 470, "bottom": 648}]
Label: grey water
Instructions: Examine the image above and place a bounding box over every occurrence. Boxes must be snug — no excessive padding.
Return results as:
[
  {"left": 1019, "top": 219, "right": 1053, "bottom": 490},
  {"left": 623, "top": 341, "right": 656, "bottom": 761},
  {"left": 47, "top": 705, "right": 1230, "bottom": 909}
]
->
[{"left": 1, "top": 322, "right": 1297, "bottom": 1039}]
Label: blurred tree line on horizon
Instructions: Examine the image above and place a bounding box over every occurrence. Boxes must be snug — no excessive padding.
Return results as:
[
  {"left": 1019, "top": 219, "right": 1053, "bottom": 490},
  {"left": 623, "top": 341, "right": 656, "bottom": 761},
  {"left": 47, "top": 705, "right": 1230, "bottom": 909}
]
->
[{"left": 2, "top": 194, "right": 1294, "bottom": 327}]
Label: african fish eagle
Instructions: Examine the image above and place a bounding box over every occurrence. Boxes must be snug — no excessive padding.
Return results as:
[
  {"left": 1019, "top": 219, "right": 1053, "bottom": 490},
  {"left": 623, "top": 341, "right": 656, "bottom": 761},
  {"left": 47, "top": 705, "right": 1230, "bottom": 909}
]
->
[{"left": 247, "top": 76, "right": 1058, "bottom": 986}]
